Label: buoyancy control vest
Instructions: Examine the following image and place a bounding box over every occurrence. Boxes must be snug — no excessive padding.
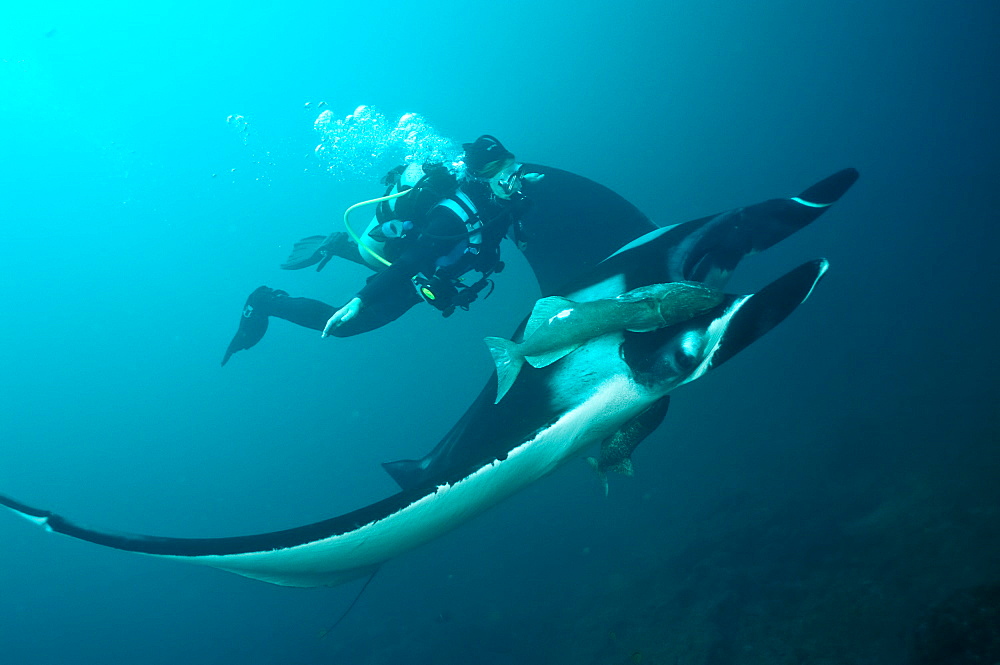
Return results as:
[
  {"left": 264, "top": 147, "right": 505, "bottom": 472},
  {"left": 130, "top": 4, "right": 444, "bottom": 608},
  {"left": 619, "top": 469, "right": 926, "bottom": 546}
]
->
[{"left": 369, "top": 163, "right": 514, "bottom": 316}]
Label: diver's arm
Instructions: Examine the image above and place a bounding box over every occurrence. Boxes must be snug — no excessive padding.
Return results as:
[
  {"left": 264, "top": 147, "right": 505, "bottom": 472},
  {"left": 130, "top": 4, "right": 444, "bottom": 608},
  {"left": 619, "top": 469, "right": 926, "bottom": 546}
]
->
[
  {"left": 322, "top": 208, "right": 463, "bottom": 337},
  {"left": 319, "top": 245, "right": 432, "bottom": 336},
  {"left": 322, "top": 297, "right": 363, "bottom": 337}
]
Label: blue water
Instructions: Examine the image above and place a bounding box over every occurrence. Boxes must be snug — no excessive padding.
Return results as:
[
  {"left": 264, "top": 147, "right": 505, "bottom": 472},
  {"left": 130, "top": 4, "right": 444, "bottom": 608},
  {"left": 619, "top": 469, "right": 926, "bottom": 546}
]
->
[{"left": 2, "top": 2, "right": 998, "bottom": 663}]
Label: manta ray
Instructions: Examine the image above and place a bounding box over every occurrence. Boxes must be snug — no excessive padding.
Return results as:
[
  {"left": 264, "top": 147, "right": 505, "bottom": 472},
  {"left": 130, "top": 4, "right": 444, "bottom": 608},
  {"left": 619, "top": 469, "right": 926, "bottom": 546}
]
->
[{"left": 0, "top": 166, "right": 859, "bottom": 588}]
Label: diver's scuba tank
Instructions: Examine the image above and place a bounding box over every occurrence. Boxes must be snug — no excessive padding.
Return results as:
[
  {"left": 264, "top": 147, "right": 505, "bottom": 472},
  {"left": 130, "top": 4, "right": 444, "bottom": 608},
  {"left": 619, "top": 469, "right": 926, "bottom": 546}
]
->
[{"left": 356, "top": 163, "right": 425, "bottom": 270}]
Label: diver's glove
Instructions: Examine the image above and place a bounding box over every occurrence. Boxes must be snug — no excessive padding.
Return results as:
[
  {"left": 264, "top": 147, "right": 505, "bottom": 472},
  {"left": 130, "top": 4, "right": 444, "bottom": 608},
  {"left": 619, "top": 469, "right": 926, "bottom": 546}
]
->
[{"left": 322, "top": 297, "right": 362, "bottom": 337}]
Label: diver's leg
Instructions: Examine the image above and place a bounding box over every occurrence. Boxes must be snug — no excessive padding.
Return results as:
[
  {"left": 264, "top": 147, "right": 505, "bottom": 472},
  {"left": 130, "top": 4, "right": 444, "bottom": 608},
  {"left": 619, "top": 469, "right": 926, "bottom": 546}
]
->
[
  {"left": 221, "top": 281, "right": 421, "bottom": 363},
  {"left": 221, "top": 287, "right": 336, "bottom": 366}
]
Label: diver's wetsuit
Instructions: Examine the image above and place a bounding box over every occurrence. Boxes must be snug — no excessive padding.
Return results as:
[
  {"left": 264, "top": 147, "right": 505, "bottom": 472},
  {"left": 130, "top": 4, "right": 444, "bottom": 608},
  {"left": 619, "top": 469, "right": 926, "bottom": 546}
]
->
[{"left": 221, "top": 179, "right": 522, "bottom": 364}]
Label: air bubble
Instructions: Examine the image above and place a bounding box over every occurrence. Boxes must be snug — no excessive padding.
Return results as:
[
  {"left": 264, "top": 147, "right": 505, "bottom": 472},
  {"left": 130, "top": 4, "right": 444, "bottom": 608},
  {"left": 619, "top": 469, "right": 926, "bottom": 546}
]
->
[{"left": 311, "top": 105, "right": 460, "bottom": 181}]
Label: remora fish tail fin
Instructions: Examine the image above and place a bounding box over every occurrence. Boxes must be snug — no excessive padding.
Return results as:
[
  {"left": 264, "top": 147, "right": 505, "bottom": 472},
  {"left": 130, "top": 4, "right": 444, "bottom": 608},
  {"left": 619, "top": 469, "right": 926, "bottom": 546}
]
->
[
  {"left": 710, "top": 259, "right": 830, "bottom": 369},
  {"left": 484, "top": 337, "right": 525, "bottom": 404}
]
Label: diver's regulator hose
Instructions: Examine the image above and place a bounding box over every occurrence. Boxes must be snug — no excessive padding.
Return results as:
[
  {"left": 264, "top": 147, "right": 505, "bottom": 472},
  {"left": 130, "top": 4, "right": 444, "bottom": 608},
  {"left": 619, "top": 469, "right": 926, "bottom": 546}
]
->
[{"left": 342, "top": 189, "right": 412, "bottom": 268}]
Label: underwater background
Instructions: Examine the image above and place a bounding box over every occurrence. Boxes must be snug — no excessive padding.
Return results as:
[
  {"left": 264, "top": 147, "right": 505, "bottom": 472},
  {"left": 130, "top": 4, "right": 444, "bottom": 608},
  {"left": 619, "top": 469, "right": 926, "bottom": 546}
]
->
[{"left": 1, "top": 1, "right": 997, "bottom": 663}]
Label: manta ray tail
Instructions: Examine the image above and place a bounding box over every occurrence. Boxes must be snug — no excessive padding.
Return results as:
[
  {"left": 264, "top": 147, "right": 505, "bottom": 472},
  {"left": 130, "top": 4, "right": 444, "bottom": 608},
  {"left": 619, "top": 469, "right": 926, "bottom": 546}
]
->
[{"left": 484, "top": 337, "right": 526, "bottom": 403}]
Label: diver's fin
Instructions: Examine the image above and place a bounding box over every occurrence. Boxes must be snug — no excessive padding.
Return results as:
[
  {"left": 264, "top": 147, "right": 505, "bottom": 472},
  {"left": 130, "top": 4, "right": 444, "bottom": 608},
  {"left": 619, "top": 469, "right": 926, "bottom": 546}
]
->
[
  {"left": 524, "top": 344, "right": 582, "bottom": 369},
  {"left": 280, "top": 235, "right": 327, "bottom": 270},
  {"left": 221, "top": 286, "right": 274, "bottom": 366},
  {"left": 484, "top": 337, "right": 525, "bottom": 403},
  {"left": 524, "top": 296, "right": 574, "bottom": 339}
]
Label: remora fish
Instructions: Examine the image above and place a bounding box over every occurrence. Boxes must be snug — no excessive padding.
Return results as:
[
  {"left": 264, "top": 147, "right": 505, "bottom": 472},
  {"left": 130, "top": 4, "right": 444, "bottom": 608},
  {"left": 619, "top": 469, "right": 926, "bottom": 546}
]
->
[
  {"left": 485, "top": 282, "right": 723, "bottom": 402},
  {"left": 587, "top": 396, "right": 672, "bottom": 496},
  {"left": 0, "top": 167, "right": 858, "bottom": 588}
]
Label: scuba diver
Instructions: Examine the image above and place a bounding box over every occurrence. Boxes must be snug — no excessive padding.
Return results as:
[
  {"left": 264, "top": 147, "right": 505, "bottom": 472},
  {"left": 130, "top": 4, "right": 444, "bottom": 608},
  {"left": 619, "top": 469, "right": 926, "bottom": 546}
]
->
[{"left": 221, "top": 135, "right": 543, "bottom": 366}]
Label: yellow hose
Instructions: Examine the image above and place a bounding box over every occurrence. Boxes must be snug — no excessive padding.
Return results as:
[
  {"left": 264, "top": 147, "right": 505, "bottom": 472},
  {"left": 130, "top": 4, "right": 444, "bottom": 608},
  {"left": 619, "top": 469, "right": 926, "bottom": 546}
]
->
[{"left": 342, "top": 189, "right": 412, "bottom": 268}]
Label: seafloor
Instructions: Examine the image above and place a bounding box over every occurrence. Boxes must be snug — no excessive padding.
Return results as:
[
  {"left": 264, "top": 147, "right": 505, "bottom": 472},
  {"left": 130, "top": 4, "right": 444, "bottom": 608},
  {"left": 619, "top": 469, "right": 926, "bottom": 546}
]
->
[{"left": 326, "top": 415, "right": 998, "bottom": 665}]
